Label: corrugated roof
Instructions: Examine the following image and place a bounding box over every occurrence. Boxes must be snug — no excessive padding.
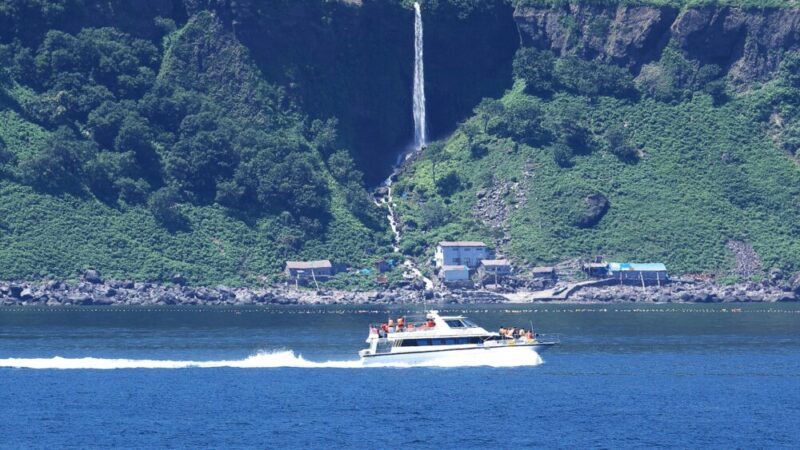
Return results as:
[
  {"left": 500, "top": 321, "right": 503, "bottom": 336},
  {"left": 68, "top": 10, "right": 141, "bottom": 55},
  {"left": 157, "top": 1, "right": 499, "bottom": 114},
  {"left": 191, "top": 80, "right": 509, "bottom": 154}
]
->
[
  {"left": 285, "top": 260, "right": 332, "bottom": 270},
  {"left": 481, "top": 259, "right": 510, "bottom": 267},
  {"left": 608, "top": 262, "right": 667, "bottom": 272},
  {"left": 438, "top": 241, "right": 487, "bottom": 248}
]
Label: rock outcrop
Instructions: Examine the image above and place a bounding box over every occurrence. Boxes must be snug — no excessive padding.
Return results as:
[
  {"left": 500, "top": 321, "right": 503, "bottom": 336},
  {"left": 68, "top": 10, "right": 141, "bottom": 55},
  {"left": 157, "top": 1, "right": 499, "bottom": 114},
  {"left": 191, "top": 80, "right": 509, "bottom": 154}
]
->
[{"left": 514, "top": 3, "right": 800, "bottom": 86}]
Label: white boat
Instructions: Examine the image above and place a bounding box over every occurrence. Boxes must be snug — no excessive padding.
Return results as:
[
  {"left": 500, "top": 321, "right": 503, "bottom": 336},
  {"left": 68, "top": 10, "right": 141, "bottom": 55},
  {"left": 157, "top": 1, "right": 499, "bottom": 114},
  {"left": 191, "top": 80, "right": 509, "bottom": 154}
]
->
[{"left": 358, "top": 310, "right": 557, "bottom": 365}]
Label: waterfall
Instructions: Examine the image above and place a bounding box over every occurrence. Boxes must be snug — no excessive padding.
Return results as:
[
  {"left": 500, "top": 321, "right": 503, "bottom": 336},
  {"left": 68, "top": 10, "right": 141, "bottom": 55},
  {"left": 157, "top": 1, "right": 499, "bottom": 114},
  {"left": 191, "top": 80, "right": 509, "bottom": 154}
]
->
[{"left": 413, "top": 2, "right": 427, "bottom": 149}]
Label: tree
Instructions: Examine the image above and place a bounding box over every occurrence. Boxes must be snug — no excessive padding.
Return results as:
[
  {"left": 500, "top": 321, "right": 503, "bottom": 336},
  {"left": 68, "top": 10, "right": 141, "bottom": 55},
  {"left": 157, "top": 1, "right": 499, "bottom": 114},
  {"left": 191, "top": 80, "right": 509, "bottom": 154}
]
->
[
  {"left": 0, "top": 136, "right": 14, "bottom": 177},
  {"left": 149, "top": 186, "right": 187, "bottom": 228},
  {"left": 19, "top": 127, "right": 96, "bottom": 192},
  {"left": 474, "top": 98, "right": 504, "bottom": 133},
  {"left": 327, "top": 149, "right": 362, "bottom": 184},
  {"left": 420, "top": 198, "right": 451, "bottom": 229},
  {"left": 513, "top": 48, "right": 555, "bottom": 95},
  {"left": 84, "top": 151, "right": 137, "bottom": 201},
  {"left": 436, "top": 171, "right": 462, "bottom": 197},
  {"left": 781, "top": 52, "right": 800, "bottom": 88},
  {"left": 87, "top": 100, "right": 129, "bottom": 149},
  {"left": 554, "top": 56, "right": 634, "bottom": 98},
  {"left": 426, "top": 141, "right": 446, "bottom": 186},
  {"left": 552, "top": 142, "right": 573, "bottom": 168},
  {"left": 546, "top": 101, "right": 590, "bottom": 153},
  {"left": 605, "top": 124, "right": 638, "bottom": 163},
  {"left": 501, "top": 96, "right": 550, "bottom": 146}
]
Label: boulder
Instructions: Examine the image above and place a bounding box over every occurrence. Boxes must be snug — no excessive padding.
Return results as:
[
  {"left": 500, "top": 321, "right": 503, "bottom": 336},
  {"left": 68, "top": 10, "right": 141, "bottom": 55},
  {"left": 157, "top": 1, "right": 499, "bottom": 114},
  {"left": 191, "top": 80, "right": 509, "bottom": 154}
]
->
[
  {"left": 9, "top": 284, "right": 23, "bottom": 298},
  {"left": 19, "top": 288, "right": 34, "bottom": 300},
  {"left": 577, "top": 193, "right": 610, "bottom": 228},
  {"left": 83, "top": 269, "right": 104, "bottom": 284},
  {"left": 68, "top": 294, "right": 94, "bottom": 305}
]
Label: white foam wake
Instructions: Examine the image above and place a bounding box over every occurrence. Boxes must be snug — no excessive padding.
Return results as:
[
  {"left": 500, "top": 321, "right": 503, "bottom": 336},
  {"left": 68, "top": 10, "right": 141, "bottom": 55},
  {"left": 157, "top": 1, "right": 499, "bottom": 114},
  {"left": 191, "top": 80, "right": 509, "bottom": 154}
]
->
[{"left": 0, "top": 349, "right": 543, "bottom": 370}]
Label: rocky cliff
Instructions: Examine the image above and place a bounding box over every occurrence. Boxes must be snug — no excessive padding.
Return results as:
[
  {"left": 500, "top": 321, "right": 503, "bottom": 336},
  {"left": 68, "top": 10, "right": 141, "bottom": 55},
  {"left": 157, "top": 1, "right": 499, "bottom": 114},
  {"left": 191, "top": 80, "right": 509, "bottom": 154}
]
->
[{"left": 514, "top": 3, "right": 800, "bottom": 86}]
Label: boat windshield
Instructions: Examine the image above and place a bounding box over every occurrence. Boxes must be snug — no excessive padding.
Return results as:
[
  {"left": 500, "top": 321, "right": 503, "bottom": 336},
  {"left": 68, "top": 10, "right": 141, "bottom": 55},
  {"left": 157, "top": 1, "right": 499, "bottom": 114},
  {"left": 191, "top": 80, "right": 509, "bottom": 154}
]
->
[{"left": 445, "top": 318, "right": 479, "bottom": 328}]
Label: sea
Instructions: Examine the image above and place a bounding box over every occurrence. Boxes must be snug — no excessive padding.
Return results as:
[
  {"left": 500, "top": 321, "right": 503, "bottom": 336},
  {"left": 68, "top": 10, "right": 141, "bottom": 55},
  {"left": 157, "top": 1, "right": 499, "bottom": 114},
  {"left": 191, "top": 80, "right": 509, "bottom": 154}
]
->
[{"left": 0, "top": 303, "right": 799, "bottom": 449}]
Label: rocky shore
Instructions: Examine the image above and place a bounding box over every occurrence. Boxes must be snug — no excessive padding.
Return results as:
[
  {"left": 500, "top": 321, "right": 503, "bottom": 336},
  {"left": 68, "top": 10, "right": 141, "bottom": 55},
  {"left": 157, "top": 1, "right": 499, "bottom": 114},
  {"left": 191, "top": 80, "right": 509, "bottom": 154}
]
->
[
  {"left": 1, "top": 271, "right": 799, "bottom": 307},
  {"left": 564, "top": 279, "right": 799, "bottom": 303}
]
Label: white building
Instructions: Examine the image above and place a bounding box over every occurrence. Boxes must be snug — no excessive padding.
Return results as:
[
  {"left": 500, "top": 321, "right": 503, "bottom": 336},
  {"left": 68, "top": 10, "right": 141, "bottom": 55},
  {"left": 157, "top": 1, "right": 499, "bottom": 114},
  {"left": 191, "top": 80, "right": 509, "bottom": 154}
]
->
[
  {"left": 440, "top": 265, "right": 470, "bottom": 283},
  {"left": 435, "top": 241, "right": 490, "bottom": 269}
]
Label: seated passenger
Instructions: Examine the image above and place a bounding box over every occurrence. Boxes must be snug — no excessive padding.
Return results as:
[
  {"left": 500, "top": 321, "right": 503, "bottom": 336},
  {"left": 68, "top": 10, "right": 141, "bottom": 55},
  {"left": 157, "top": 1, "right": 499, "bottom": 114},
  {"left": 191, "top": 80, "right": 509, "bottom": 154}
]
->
[{"left": 426, "top": 319, "right": 435, "bottom": 328}]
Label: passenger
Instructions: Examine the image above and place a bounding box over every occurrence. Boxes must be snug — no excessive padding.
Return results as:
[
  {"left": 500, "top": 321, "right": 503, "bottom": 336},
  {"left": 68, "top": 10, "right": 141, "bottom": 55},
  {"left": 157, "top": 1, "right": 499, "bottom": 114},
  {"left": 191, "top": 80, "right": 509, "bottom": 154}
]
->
[
  {"left": 511, "top": 327, "right": 518, "bottom": 338},
  {"left": 525, "top": 330, "right": 533, "bottom": 340},
  {"left": 387, "top": 318, "right": 395, "bottom": 333},
  {"left": 407, "top": 322, "right": 415, "bottom": 332},
  {"left": 499, "top": 326, "right": 506, "bottom": 336},
  {"left": 397, "top": 317, "right": 405, "bottom": 331},
  {"left": 518, "top": 328, "right": 525, "bottom": 339},
  {"left": 426, "top": 318, "right": 435, "bottom": 328}
]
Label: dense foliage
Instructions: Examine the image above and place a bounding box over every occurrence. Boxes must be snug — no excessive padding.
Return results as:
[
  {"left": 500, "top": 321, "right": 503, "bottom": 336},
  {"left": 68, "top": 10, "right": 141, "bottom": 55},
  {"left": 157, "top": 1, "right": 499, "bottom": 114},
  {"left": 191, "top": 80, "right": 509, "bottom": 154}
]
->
[
  {"left": 394, "top": 46, "right": 800, "bottom": 276},
  {"left": 0, "top": 3, "right": 392, "bottom": 284}
]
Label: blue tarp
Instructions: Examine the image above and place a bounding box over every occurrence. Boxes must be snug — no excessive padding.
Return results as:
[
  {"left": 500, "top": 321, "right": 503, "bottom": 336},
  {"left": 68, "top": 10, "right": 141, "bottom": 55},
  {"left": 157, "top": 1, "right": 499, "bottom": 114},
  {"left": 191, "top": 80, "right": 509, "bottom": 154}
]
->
[{"left": 608, "top": 263, "right": 667, "bottom": 272}]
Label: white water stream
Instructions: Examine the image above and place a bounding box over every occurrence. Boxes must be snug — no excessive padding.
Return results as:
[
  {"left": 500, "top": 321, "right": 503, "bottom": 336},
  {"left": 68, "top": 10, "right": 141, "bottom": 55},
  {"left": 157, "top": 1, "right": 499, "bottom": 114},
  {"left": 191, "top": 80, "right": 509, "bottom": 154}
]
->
[
  {"left": 413, "top": 1, "right": 427, "bottom": 149},
  {"left": 372, "top": 2, "right": 433, "bottom": 291}
]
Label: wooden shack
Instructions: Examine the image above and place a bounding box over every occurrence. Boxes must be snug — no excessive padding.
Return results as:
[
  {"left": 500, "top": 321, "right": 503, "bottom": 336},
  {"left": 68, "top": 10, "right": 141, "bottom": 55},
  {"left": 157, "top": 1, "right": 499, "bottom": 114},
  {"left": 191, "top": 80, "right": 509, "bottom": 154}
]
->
[{"left": 285, "top": 260, "right": 333, "bottom": 281}]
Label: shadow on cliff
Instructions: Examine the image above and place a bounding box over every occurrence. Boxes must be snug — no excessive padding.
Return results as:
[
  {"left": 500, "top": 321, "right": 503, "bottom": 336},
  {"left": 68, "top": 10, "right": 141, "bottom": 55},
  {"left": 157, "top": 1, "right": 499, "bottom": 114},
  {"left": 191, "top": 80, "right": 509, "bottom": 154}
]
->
[{"left": 221, "top": 0, "right": 518, "bottom": 186}]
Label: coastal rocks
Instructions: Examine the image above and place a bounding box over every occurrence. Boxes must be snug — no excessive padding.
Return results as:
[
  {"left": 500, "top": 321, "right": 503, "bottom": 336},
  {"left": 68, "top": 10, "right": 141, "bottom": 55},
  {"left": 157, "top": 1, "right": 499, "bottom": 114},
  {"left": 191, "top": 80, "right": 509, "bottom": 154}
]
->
[
  {"left": 567, "top": 280, "right": 796, "bottom": 303},
  {"left": 82, "top": 269, "right": 104, "bottom": 284},
  {"left": 727, "top": 240, "right": 763, "bottom": 278}
]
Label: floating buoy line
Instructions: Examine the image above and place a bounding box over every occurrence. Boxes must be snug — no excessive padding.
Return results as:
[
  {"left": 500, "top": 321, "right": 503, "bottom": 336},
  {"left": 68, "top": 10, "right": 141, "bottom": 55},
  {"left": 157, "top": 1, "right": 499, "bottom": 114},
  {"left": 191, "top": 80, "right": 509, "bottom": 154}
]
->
[{"left": 0, "top": 306, "right": 798, "bottom": 314}]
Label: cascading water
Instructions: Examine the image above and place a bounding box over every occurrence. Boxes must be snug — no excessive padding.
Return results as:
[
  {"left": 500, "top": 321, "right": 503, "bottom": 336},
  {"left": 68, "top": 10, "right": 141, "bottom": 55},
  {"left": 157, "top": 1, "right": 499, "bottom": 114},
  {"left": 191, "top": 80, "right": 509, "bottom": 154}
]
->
[
  {"left": 371, "top": 1, "right": 434, "bottom": 291},
  {"left": 413, "top": 2, "right": 427, "bottom": 149}
]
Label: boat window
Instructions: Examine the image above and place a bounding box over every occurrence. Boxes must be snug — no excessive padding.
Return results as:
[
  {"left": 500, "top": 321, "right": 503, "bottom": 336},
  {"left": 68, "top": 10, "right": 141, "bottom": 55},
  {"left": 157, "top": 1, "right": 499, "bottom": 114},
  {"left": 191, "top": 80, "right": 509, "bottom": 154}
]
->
[
  {"left": 445, "top": 320, "right": 465, "bottom": 328},
  {"left": 431, "top": 339, "right": 443, "bottom": 345},
  {"left": 445, "top": 338, "right": 456, "bottom": 345},
  {"left": 461, "top": 319, "right": 479, "bottom": 328}
]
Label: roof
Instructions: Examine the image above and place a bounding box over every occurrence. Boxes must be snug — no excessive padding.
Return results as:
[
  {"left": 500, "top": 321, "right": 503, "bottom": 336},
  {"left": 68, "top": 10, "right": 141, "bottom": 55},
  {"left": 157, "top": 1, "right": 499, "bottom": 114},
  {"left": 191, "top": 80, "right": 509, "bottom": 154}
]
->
[
  {"left": 285, "top": 260, "right": 332, "bottom": 270},
  {"left": 441, "top": 265, "right": 469, "bottom": 272},
  {"left": 584, "top": 263, "right": 609, "bottom": 268},
  {"left": 481, "top": 259, "right": 510, "bottom": 267},
  {"left": 608, "top": 262, "right": 667, "bottom": 272},
  {"left": 532, "top": 266, "right": 555, "bottom": 273},
  {"left": 438, "top": 241, "right": 487, "bottom": 248}
]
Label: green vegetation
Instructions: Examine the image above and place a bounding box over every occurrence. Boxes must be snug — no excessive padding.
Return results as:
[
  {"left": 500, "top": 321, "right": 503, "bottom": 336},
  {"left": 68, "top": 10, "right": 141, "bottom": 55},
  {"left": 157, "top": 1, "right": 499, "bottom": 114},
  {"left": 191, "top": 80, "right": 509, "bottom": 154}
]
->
[
  {"left": 394, "top": 46, "right": 800, "bottom": 275},
  {"left": 0, "top": 4, "right": 392, "bottom": 284}
]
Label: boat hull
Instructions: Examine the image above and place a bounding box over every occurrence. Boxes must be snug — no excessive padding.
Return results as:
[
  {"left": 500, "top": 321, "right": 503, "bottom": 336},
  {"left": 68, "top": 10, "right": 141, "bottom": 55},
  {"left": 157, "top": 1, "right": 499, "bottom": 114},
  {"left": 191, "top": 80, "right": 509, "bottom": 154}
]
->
[{"left": 360, "top": 342, "right": 553, "bottom": 367}]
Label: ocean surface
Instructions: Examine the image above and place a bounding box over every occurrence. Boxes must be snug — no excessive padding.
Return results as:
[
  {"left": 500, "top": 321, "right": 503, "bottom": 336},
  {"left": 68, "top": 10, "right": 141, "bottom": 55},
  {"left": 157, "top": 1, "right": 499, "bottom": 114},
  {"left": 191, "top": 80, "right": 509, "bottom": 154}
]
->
[{"left": 1, "top": 303, "right": 799, "bottom": 449}]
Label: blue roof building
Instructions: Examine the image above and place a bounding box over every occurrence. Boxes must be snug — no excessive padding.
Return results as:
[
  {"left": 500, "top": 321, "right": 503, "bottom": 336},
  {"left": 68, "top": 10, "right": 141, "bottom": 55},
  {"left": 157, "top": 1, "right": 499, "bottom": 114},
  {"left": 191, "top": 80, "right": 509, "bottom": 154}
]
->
[{"left": 608, "top": 262, "right": 669, "bottom": 285}]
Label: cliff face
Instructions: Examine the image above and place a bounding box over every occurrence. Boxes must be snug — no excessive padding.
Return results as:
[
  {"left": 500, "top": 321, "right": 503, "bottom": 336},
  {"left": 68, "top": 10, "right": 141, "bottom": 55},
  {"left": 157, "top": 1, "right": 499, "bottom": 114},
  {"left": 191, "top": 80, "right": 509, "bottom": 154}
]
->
[
  {"left": 186, "top": 0, "right": 517, "bottom": 184},
  {"left": 514, "top": 3, "right": 800, "bottom": 86}
]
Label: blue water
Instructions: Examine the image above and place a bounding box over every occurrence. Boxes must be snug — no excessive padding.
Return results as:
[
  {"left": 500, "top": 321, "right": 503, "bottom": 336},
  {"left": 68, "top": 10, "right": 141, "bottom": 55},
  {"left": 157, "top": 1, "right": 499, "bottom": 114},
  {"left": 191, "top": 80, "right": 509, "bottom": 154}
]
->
[{"left": 1, "top": 304, "right": 799, "bottom": 448}]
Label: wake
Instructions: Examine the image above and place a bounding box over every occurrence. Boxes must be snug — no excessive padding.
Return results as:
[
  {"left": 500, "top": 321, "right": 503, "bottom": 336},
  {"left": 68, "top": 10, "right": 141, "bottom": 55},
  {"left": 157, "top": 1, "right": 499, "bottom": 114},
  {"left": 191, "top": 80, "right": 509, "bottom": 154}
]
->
[{"left": 0, "top": 349, "right": 543, "bottom": 370}]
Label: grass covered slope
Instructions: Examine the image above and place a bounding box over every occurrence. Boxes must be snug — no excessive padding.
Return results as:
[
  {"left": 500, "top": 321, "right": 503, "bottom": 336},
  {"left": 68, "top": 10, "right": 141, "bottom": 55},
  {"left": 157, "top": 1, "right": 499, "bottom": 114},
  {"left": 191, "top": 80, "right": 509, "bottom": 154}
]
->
[
  {"left": 0, "top": 10, "right": 392, "bottom": 285},
  {"left": 394, "top": 71, "right": 800, "bottom": 276}
]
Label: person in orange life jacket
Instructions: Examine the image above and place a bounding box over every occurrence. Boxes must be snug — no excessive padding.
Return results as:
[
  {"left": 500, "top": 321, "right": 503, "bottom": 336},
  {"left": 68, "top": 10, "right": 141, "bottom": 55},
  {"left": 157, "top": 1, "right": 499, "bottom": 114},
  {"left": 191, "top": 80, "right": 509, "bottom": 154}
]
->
[{"left": 397, "top": 317, "right": 405, "bottom": 331}]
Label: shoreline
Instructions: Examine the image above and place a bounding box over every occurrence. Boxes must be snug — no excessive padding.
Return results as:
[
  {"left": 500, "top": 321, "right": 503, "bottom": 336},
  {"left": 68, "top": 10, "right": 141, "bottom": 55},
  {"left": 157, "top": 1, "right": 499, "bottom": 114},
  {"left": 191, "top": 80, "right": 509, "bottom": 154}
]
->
[{"left": 1, "top": 276, "right": 799, "bottom": 307}]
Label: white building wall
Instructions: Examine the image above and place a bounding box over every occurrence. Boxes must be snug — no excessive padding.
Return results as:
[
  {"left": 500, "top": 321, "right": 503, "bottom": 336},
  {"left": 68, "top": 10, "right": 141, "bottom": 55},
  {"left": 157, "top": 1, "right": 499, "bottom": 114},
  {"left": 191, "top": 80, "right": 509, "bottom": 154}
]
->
[{"left": 435, "top": 246, "right": 489, "bottom": 268}]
